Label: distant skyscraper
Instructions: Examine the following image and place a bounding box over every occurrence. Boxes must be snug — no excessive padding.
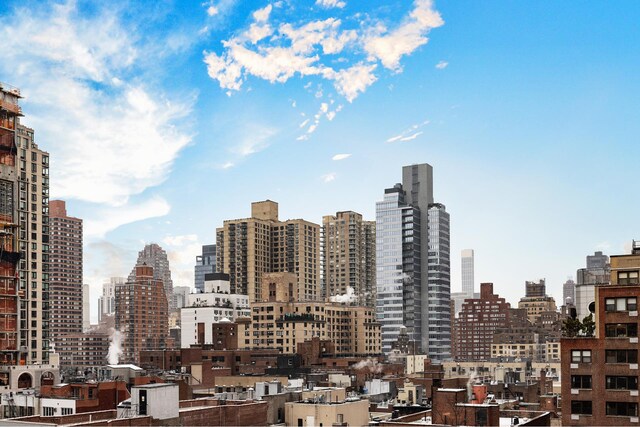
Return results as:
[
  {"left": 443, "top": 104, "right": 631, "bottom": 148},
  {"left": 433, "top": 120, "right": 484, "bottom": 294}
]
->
[
  {"left": 49, "top": 200, "right": 84, "bottom": 339},
  {"left": 575, "top": 251, "right": 610, "bottom": 319},
  {"left": 128, "top": 243, "right": 174, "bottom": 310},
  {"left": 461, "top": 249, "right": 475, "bottom": 295},
  {"left": 322, "top": 211, "right": 376, "bottom": 307},
  {"left": 98, "top": 277, "right": 124, "bottom": 322},
  {"left": 563, "top": 278, "right": 576, "bottom": 305},
  {"left": 376, "top": 163, "right": 451, "bottom": 359},
  {"left": 216, "top": 200, "right": 320, "bottom": 302},
  {"left": 194, "top": 244, "right": 216, "bottom": 293},
  {"left": 173, "top": 286, "right": 191, "bottom": 309},
  {"left": 83, "top": 284, "right": 90, "bottom": 332}
]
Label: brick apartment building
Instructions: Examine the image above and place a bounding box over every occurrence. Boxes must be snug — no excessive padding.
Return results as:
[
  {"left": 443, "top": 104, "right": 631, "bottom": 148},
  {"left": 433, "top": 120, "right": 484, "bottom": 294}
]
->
[
  {"left": 561, "top": 241, "right": 640, "bottom": 425},
  {"left": 49, "top": 200, "right": 83, "bottom": 339},
  {"left": 115, "top": 265, "right": 169, "bottom": 364},
  {"left": 452, "top": 283, "right": 512, "bottom": 361}
]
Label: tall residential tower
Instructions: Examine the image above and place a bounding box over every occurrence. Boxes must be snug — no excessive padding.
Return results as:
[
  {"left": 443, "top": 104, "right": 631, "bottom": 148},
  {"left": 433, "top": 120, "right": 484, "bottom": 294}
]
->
[
  {"left": 376, "top": 163, "right": 451, "bottom": 359},
  {"left": 216, "top": 200, "right": 320, "bottom": 302},
  {"left": 49, "top": 200, "right": 83, "bottom": 339},
  {"left": 322, "top": 211, "right": 376, "bottom": 307}
]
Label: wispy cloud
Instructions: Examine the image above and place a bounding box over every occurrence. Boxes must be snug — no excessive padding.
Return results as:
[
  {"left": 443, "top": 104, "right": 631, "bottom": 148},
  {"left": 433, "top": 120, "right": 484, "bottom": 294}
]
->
[
  {"left": 233, "top": 125, "right": 278, "bottom": 157},
  {"left": 84, "top": 197, "right": 172, "bottom": 239},
  {"left": 386, "top": 119, "right": 430, "bottom": 143},
  {"left": 204, "top": 0, "right": 443, "bottom": 102},
  {"left": 0, "top": 1, "right": 193, "bottom": 210},
  {"left": 332, "top": 153, "right": 351, "bottom": 160},
  {"left": 316, "top": 0, "right": 346, "bottom": 8},
  {"left": 322, "top": 172, "right": 337, "bottom": 182},
  {"left": 162, "top": 234, "right": 202, "bottom": 287},
  {"left": 435, "top": 60, "right": 448, "bottom": 69}
]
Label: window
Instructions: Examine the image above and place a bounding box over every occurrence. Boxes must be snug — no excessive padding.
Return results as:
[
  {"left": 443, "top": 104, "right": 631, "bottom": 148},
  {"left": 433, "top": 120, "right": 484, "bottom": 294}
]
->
[
  {"left": 606, "top": 376, "right": 638, "bottom": 390},
  {"left": 571, "top": 350, "right": 592, "bottom": 363},
  {"left": 571, "top": 375, "right": 592, "bottom": 389},
  {"left": 606, "top": 401, "right": 638, "bottom": 416},
  {"left": 61, "top": 408, "right": 73, "bottom": 415},
  {"left": 571, "top": 401, "right": 592, "bottom": 415},
  {"left": 605, "top": 297, "right": 638, "bottom": 312},
  {"left": 605, "top": 323, "right": 638, "bottom": 338},
  {"left": 606, "top": 350, "right": 638, "bottom": 363},
  {"left": 43, "top": 407, "right": 55, "bottom": 416},
  {"left": 618, "top": 271, "right": 640, "bottom": 285}
]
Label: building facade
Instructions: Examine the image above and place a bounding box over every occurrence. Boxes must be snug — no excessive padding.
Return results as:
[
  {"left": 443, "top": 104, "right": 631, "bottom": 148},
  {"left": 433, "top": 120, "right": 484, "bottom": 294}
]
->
[
  {"left": 116, "top": 265, "right": 169, "bottom": 364},
  {"left": 194, "top": 244, "right": 215, "bottom": 293},
  {"left": 49, "top": 200, "right": 83, "bottom": 340},
  {"left": 561, "top": 242, "right": 640, "bottom": 426},
  {"left": 128, "top": 244, "right": 174, "bottom": 310},
  {"left": 181, "top": 273, "right": 250, "bottom": 348},
  {"left": 322, "top": 211, "right": 375, "bottom": 307},
  {"left": 216, "top": 200, "right": 320, "bottom": 302},
  {"left": 518, "top": 279, "right": 557, "bottom": 323},
  {"left": 55, "top": 333, "right": 109, "bottom": 369},
  {"left": 240, "top": 272, "right": 380, "bottom": 356}
]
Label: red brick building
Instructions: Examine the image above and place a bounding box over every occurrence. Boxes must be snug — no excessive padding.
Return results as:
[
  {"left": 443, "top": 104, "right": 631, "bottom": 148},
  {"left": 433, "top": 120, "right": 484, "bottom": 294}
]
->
[
  {"left": 49, "top": 200, "right": 84, "bottom": 339},
  {"left": 452, "top": 283, "right": 512, "bottom": 361},
  {"left": 561, "top": 242, "right": 640, "bottom": 425},
  {"left": 116, "top": 265, "right": 169, "bottom": 364}
]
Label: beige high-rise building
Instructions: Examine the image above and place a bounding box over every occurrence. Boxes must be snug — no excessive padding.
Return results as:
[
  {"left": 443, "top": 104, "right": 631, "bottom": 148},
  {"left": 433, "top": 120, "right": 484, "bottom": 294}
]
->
[
  {"left": 16, "top": 124, "right": 50, "bottom": 364},
  {"left": 237, "top": 272, "right": 381, "bottom": 356},
  {"left": 322, "top": 211, "right": 375, "bottom": 307},
  {"left": 216, "top": 200, "right": 320, "bottom": 302}
]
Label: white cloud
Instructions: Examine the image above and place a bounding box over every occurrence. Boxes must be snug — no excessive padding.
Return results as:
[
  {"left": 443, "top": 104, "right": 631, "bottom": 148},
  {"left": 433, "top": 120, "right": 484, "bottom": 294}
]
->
[
  {"left": 221, "top": 161, "right": 235, "bottom": 169},
  {"left": 435, "top": 60, "right": 448, "bottom": 69},
  {"left": 207, "top": 5, "right": 219, "bottom": 16},
  {"left": 329, "top": 62, "right": 377, "bottom": 102},
  {"left": 84, "top": 196, "right": 171, "bottom": 239},
  {"left": 332, "top": 153, "right": 351, "bottom": 160},
  {"left": 316, "top": 0, "right": 346, "bottom": 8},
  {"left": 0, "top": 2, "right": 193, "bottom": 208},
  {"left": 364, "top": 0, "right": 444, "bottom": 71},
  {"left": 253, "top": 4, "right": 273, "bottom": 22},
  {"left": 399, "top": 131, "right": 422, "bottom": 141},
  {"left": 204, "top": 1, "right": 442, "bottom": 102},
  {"left": 234, "top": 125, "right": 277, "bottom": 156},
  {"left": 386, "top": 119, "right": 429, "bottom": 143},
  {"left": 299, "top": 118, "right": 310, "bottom": 128},
  {"left": 322, "top": 172, "right": 337, "bottom": 182}
]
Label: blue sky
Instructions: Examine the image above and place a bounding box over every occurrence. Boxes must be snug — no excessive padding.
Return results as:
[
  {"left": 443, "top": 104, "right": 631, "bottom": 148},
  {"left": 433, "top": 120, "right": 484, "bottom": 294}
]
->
[{"left": 1, "top": 0, "right": 639, "bottom": 322}]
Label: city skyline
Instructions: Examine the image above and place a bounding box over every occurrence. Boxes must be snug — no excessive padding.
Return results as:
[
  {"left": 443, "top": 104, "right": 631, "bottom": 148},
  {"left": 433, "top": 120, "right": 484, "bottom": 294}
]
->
[{"left": 1, "top": 0, "right": 639, "bottom": 323}]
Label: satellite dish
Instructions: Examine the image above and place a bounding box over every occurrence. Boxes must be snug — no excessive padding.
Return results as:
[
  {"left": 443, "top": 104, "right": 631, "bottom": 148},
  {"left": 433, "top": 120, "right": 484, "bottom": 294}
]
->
[{"left": 588, "top": 302, "right": 596, "bottom": 313}]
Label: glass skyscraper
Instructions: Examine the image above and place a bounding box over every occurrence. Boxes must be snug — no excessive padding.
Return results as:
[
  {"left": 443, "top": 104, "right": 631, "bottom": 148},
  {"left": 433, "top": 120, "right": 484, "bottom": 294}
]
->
[{"left": 376, "top": 163, "right": 451, "bottom": 359}]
